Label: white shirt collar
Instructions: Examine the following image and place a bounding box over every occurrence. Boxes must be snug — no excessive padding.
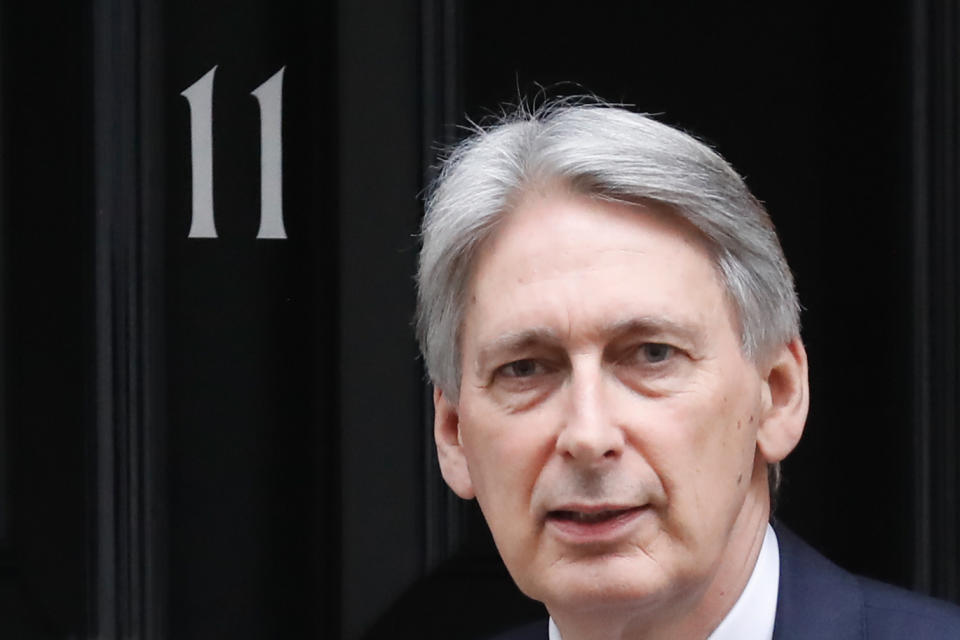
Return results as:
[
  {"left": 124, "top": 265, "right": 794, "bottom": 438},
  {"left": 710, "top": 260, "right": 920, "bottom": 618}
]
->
[
  {"left": 707, "top": 523, "right": 779, "bottom": 639},
  {"left": 548, "top": 524, "right": 780, "bottom": 640}
]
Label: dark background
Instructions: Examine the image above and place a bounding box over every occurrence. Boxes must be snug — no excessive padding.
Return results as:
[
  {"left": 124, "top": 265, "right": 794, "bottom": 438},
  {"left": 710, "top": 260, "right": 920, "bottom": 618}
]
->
[{"left": 0, "top": 1, "right": 957, "bottom": 638}]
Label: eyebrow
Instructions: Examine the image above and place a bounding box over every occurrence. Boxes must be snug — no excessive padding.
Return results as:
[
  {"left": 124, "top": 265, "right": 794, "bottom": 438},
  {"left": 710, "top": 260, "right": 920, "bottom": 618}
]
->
[
  {"left": 603, "top": 316, "right": 705, "bottom": 346},
  {"left": 474, "top": 328, "right": 561, "bottom": 375},
  {"left": 473, "top": 316, "right": 705, "bottom": 374}
]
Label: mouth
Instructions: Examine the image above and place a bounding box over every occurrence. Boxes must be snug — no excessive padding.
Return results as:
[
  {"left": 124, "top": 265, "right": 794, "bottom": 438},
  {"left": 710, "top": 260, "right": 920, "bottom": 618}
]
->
[
  {"left": 547, "top": 507, "right": 643, "bottom": 524},
  {"left": 544, "top": 505, "right": 648, "bottom": 543}
]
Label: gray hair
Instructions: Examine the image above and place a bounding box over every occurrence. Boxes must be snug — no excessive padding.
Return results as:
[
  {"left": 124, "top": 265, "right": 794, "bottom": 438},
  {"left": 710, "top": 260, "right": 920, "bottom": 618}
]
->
[{"left": 416, "top": 101, "right": 800, "bottom": 404}]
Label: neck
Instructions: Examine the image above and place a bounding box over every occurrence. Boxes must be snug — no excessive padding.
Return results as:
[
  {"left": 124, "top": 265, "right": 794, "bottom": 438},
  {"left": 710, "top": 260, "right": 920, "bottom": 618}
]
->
[{"left": 549, "top": 459, "right": 772, "bottom": 640}]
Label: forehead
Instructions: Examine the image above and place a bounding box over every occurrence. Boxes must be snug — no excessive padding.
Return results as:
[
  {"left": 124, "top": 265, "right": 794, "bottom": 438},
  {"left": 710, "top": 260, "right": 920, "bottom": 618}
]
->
[{"left": 462, "top": 191, "right": 736, "bottom": 349}]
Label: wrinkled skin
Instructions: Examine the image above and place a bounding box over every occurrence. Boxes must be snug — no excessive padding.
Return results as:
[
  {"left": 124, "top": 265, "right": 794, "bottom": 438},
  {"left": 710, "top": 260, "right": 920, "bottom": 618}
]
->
[{"left": 434, "top": 190, "right": 808, "bottom": 639}]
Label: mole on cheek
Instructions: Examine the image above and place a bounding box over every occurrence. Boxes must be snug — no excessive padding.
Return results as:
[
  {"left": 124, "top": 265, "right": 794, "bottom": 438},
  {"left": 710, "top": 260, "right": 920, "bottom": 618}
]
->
[{"left": 737, "top": 473, "right": 743, "bottom": 485}]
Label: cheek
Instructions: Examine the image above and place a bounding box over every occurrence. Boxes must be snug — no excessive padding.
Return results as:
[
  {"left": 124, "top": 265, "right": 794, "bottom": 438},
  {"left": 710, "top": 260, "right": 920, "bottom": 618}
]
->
[
  {"left": 459, "top": 408, "right": 551, "bottom": 515},
  {"left": 634, "top": 388, "right": 758, "bottom": 501},
  {"left": 682, "top": 393, "right": 763, "bottom": 527},
  {"left": 463, "top": 426, "right": 550, "bottom": 571},
  {"left": 691, "top": 403, "right": 758, "bottom": 489}
]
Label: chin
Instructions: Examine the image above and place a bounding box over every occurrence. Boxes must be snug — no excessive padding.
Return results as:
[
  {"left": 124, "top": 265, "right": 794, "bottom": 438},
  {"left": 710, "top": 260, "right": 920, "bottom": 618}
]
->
[{"left": 517, "top": 555, "right": 688, "bottom": 615}]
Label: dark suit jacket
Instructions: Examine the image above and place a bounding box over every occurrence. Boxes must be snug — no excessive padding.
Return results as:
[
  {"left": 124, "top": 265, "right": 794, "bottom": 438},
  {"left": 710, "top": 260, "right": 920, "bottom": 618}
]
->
[{"left": 489, "top": 524, "right": 960, "bottom": 639}]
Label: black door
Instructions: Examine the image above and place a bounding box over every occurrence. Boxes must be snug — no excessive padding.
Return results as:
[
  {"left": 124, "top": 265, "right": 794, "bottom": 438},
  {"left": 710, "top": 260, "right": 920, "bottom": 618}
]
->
[{"left": 0, "top": 1, "right": 957, "bottom": 638}]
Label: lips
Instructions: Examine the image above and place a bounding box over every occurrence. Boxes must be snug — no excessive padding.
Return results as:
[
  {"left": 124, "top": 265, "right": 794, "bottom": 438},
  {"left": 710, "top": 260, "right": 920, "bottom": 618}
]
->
[
  {"left": 549, "top": 508, "right": 640, "bottom": 524},
  {"left": 545, "top": 505, "right": 647, "bottom": 543}
]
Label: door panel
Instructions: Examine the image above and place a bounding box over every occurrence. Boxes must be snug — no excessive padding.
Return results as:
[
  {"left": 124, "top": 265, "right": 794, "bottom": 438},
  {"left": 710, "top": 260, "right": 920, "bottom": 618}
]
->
[{"left": 0, "top": 2, "right": 956, "bottom": 639}]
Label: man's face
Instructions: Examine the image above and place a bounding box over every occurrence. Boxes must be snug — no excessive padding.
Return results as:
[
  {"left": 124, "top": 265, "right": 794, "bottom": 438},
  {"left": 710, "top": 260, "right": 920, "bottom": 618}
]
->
[{"left": 436, "top": 190, "right": 796, "bottom": 618}]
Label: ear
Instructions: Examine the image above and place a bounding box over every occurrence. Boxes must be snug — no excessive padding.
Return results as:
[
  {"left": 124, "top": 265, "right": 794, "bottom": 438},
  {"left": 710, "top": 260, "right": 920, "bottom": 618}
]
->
[
  {"left": 434, "top": 387, "right": 476, "bottom": 499},
  {"left": 756, "top": 337, "right": 809, "bottom": 463}
]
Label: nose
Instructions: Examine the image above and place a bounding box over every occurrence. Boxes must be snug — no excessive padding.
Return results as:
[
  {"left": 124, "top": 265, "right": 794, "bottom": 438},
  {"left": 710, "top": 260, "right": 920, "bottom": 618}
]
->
[{"left": 555, "top": 363, "right": 624, "bottom": 465}]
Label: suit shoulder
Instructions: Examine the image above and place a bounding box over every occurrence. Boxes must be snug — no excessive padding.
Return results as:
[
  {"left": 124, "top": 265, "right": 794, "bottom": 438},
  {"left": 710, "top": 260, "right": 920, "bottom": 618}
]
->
[
  {"left": 486, "top": 619, "right": 548, "bottom": 640},
  {"left": 859, "top": 577, "right": 960, "bottom": 639},
  {"left": 773, "top": 522, "right": 960, "bottom": 639}
]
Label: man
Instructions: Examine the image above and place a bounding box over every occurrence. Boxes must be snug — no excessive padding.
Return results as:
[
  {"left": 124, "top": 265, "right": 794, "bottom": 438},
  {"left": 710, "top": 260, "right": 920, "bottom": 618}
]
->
[{"left": 415, "top": 101, "right": 960, "bottom": 639}]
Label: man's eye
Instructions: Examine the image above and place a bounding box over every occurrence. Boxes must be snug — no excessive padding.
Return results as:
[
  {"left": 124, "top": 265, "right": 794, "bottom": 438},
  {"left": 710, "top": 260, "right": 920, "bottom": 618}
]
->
[
  {"left": 499, "top": 359, "right": 542, "bottom": 378},
  {"left": 638, "top": 343, "right": 674, "bottom": 363}
]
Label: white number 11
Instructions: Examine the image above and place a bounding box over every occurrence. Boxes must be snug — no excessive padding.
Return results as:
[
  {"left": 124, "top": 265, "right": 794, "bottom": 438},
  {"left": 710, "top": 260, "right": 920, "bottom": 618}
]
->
[{"left": 180, "top": 65, "right": 287, "bottom": 239}]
